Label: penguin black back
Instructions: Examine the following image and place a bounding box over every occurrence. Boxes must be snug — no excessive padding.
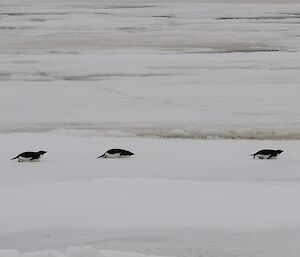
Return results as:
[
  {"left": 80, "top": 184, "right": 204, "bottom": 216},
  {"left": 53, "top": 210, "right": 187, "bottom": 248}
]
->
[
  {"left": 11, "top": 151, "right": 47, "bottom": 161},
  {"left": 251, "top": 149, "right": 283, "bottom": 159},
  {"left": 98, "top": 149, "right": 134, "bottom": 158}
]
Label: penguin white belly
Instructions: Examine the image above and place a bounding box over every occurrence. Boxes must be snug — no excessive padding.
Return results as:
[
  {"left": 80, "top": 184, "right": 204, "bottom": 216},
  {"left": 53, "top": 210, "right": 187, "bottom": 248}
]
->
[
  {"left": 257, "top": 154, "right": 272, "bottom": 159},
  {"left": 18, "top": 156, "right": 40, "bottom": 162},
  {"left": 105, "top": 153, "right": 122, "bottom": 158}
]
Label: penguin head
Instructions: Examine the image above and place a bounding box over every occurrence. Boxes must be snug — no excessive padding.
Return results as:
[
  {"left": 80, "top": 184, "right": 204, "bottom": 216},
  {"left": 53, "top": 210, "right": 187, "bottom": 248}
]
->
[
  {"left": 38, "top": 151, "right": 47, "bottom": 155},
  {"left": 276, "top": 150, "right": 283, "bottom": 154}
]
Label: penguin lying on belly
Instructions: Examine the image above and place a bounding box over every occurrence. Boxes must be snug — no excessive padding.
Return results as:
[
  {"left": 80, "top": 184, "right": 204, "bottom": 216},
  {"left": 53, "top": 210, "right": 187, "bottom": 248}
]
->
[
  {"left": 11, "top": 151, "right": 47, "bottom": 162},
  {"left": 250, "top": 149, "right": 283, "bottom": 159},
  {"left": 98, "top": 149, "right": 134, "bottom": 158}
]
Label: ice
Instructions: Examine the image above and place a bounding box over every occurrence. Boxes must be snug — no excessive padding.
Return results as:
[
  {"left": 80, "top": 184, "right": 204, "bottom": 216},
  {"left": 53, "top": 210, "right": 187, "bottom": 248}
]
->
[
  {"left": 0, "top": 249, "right": 20, "bottom": 257},
  {"left": 1, "top": 0, "right": 300, "bottom": 256},
  {"left": 0, "top": 134, "right": 300, "bottom": 256},
  {"left": 22, "top": 250, "right": 65, "bottom": 257},
  {"left": 0, "top": 247, "right": 163, "bottom": 257},
  {"left": 0, "top": 1, "right": 300, "bottom": 139},
  {"left": 66, "top": 246, "right": 104, "bottom": 257},
  {"left": 2, "top": 133, "right": 300, "bottom": 185}
]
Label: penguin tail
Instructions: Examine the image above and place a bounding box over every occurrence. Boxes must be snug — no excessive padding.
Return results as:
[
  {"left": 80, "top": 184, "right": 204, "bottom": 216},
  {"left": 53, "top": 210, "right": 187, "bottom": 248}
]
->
[
  {"left": 97, "top": 154, "right": 105, "bottom": 158},
  {"left": 11, "top": 156, "right": 18, "bottom": 160}
]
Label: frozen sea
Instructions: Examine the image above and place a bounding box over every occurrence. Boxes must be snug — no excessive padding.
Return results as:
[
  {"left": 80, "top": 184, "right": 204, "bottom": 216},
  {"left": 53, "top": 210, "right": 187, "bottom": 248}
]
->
[
  {"left": 1, "top": 0, "right": 300, "bottom": 139},
  {"left": 1, "top": 1, "right": 300, "bottom": 257}
]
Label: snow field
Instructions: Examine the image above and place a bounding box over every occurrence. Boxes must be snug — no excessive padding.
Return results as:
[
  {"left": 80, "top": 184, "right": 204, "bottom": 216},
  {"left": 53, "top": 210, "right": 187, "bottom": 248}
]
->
[
  {"left": 0, "top": 133, "right": 300, "bottom": 256},
  {"left": 1, "top": 133, "right": 300, "bottom": 185},
  {"left": 1, "top": 133, "right": 300, "bottom": 233},
  {"left": 0, "top": 246, "right": 165, "bottom": 257},
  {"left": 1, "top": 1, "right": 300, "bottom": 256},
  {"left": 1, "top": 1, "right": 300, "bottom": 139}
]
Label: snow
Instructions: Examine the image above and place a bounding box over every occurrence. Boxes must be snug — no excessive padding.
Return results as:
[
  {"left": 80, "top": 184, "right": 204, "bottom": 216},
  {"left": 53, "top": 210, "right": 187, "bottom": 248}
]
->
[
  {"left": 1, "top": 0, "right": 300, "bottom": 256},
  {"left": 0, "top": 1, "right": 300, "bottom": 139},
  {"left": 1, "top": 134, "right": 300, "bottom": 185},
  {"left": 0, "top": 247, "right": 164, "bottom": 257},
  {"left": 0, "top": 250, "right": 20, "bottom": 257},
  {"left": 1, "top": 175, "right": 300, "bottom": 231},
  {"left": 1, "top": 134, "right": 300, "bottom": 256}
]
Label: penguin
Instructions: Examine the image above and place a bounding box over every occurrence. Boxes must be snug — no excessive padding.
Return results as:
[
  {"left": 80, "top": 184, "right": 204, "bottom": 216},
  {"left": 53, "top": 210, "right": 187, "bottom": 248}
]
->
[
  {"left": 250, "top": 149, "right": 283, "bottom": 159},
  {"left": 98, "top": 149, "right": 134, "bottom": 158},
  {"left": 11, "top": 151, "right": 47, "bottom": 162}
]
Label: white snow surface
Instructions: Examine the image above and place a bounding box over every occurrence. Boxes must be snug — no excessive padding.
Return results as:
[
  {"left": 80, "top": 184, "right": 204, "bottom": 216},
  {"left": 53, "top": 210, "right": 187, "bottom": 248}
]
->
[
  {"left": 0, "top": 247, "right": 164, "bottom": 257},
  {"left": 1, "top": 134, "right": 300, "bottom": 256},
  {"left": 1, "top": 0, "right": 300, "bottom": 139},
  {"left": 1, "top": 1, "right": 300, "bottom": 256}
]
